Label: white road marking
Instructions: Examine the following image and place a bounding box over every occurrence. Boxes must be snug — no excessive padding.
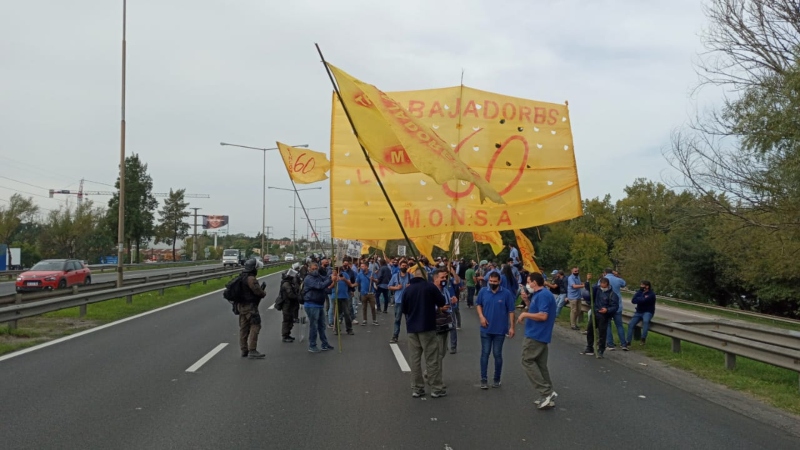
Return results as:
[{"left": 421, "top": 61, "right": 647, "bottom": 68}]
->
[
  {"left": 0, "top": 272, "right": 282, "bottom": 363},
  {"left": 186, "top": 343, "right": 228, "bottom": 373},
  {"left": 390, "top": 343, "right": 411, "bottom": 372}
]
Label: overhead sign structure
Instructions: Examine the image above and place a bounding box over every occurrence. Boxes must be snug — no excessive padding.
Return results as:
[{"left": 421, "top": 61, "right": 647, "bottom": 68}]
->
[{"left": 202, "top": 215, "right": 229, "bottom": 230}]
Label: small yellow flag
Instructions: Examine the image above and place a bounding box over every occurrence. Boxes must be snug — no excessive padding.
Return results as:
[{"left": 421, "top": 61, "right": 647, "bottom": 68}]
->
[
  {"left": 361, "top": 239, "right": 387, "bottom": 251},
  {"left": 514, "top": 229, "right": 540, "bottom": 274},
  {"left": 327, "top": 63, "right": 505, "bottom": 205},
  {"left": 276, "top": 142, "right": 330, "bottom": 184},
  {"left": 473, "top": 231, "right": 504, "bottom": 256},
  {"left": 411, "top": 236, "right": 435, "bottom": 262}
]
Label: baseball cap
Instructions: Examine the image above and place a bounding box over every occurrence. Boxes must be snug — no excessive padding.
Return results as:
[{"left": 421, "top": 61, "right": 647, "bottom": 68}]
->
[{"left": 551, "top": 269, "right": 559, "bottom": 275}]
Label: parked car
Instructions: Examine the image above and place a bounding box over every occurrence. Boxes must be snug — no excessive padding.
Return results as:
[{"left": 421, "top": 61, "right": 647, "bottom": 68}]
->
[
  {"left": 15, "top": 259, "right": 92, "bottom": 293},
  {"left": 284, "top": 253, "right": 295, "bottom": 261}
]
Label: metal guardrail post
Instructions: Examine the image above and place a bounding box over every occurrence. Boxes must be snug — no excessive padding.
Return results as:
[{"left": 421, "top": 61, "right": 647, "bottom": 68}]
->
[
  {"left": 7, "top": 293, "right": 21, "bottom": 329},
  {"left": 725, "top": 352, "right": 736, "bottom": 370},
  {"left": 126, "top": 294, "right": 133, "bottom": 304},
  {"left": 671, "top": 337, "right": 681, "bottom": 353}
]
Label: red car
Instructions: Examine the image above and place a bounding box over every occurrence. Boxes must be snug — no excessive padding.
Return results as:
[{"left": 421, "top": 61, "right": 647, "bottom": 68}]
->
[{"left": 15, "top": 259, "right": 92, "bottom": 293}]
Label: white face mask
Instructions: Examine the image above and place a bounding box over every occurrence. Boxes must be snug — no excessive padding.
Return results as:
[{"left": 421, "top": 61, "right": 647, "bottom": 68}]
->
[{"left": 525, "top": 285, "right": 535, "bottom": 294}]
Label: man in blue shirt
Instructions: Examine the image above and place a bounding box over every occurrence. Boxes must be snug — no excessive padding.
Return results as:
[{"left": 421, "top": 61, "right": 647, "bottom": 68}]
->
[
  {"left": 508, "top": 243, "right": 521, "bottom": 269},
  {"left": 376, "top": 260, "right": 393, "bottom": 313},
  {"left": 566, "top": 267, "right": 584, "bottom": 330},
  {"left": 476, "top": 272, "right": 516, "bottom": 389},
  {"left": 518, "top": 272, "right": 558, "bottom": 410},
  {"left": 388, "top": 260, "right": 411, "bottom": 343},
  {"left": 333, "top": 267, "right": 355, "bottom": 336},
  {"left": 356, "top": 262, "right": 377, "bottom": 326},
  {"left": 302, "top": 261, "right": 335, "bottom": 353},
  {"left": 601, "top": 268, "right": 628, "bottom": 350}
]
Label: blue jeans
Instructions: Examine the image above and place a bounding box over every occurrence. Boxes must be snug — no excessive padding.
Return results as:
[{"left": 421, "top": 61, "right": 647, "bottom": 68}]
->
[
  {"left": 554, "top": 294, "right": 566, "bottom": 317},
  {"left": 626, "top": 311, "right": 653, "bottom": 343},
  {"left": 393, "top": 303, "right": 403, "bottom": 338},
  {"left": 305, "top": 306, "right": 330, "bottom": 349},
  {"left": 480, "top": 333, "right": 506, "bottom": 382},
  {"left": 607, "top": 311, "right": 626, "bottom": 347}
]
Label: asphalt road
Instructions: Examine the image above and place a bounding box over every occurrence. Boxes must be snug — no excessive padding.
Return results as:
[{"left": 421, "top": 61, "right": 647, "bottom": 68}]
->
[
  {"left": 1, "top": 275, "right": 799, "bottom": 449},
  {"left": 0, "top": 263, "right": 223, "bottom": 296}
]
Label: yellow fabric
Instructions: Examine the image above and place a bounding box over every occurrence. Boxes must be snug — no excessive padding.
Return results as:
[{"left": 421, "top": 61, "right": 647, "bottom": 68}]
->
[
  {"left": 330, "top": 82, "right": 583, "bottom": 240},
  {"left": 514, "top": 229, "right": 540, "bottom": 274},
  {"left": 276, "top": 142, "right": 330, "bottom": 184},
  {"left": 411, "top": 236, "right": 435, "bottom": 262},
  {"left": 361, "top": 239, "right": 387, "bottom": 251},
  {"left": 473, "top": 231, "right": 504, "bottom": 256},
  {"left": 327, "top": 63, "right": 505, "bottom": 205}
]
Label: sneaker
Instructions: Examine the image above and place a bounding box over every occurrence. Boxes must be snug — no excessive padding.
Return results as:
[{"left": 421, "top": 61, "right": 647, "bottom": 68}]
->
[
  {"left": 321, "top": 345, "right": 335, "bottom": 351},
  {"left": 412, "top": 390, "right": 425, "bottom": 398},
  {"left": 373, "top": 321, "right": 379, "bottom": 326},
  {"left": 361, "top": 322, "right": 367, "bottom": 326},
  {"left": 492, "top": 381, "right": 501, "bottom": 388},
  {"left": 570, "top": 326, "right": 579, "bottom": 330},
  {"left": 537, "top": 391, "right": 557, "bottom": 409},
  {"left": 640, "top": 339, "right": 646, "bottom": 346},
  {"left": 607, "top": 346, "right": 616, "bottom": 351},
  {"left": 389, "top": 337, "right": 398, "bottom": 344},
  {"left": 534, "top": 398, "right": 545, "bottom": 405},
  {"left": 352, "top": 319, "right": 359, "bottom": 325},
  {"left": 241, "top": 350, "right": 248, "bottom": 357},
  {"left": 480, "top": 380, "right": 488, "bottom": 390},
  {"left": 327, "top": 324, "right": 334, "bottom": 329},
  {"left": 287, "top": 336, "right": 296, "bottom": 341},
  {"left": 247, "top": 350, "right": 266, "bottom": 359},
  {"left": 537, "top": 400, "right": 556, "bottom": 410},
  {"left": 308, "top": 347, "right": 320, "bottom": 353},
  {"left": 346, "top": 330, "right": 354, "bottom": 335},
  {"left": 456, "top": 327, "right": 461, "bottom": 330},
  {"left": 431, "top": 390, "right": 447, "bottom": 398},
  {"left": 598, "top": 351, "right": 605, "bottom": 358},
  {"left": 580, "top": 348, "right": 595, "bottom": 356},
  {"left": 450, "top": 348, "right": 457, "bottom": 354},
  {"left": 621, "top": 346, "right": 629, "bottom": 352},
  {"left": 282, "top": 338, "right": 294, "bottom": 343}
]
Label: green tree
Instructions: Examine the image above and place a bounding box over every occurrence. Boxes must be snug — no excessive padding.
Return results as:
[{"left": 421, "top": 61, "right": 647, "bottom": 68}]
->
[
  {"left": 568, "top": 233, "right": 611, "bottom": 277},
  {"left": 538, "top": 223, "right": 574, "bottom": 271},
  {"left": 570, "top": 195, "right": 619, "bottom": 249},
  {"left": 37, "top": 201, "right": 110, "bottom": 261},
  {"left": 155, "top": 189, "right": 191, "bottom": 262},
  {"left": 0, "top": 194, "right": 38, "bottom": 247},
  {"left": 106, "top": 153, "right": 159, "bottom": 263}
]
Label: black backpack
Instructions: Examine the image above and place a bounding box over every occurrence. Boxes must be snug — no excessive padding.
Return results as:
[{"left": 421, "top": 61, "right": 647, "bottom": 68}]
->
[{"left": 223, "top": 274, "right": 247, "bottom": 312}]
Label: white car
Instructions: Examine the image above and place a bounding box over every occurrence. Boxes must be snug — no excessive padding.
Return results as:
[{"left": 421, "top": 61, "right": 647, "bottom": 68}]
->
[{"left": 284, "top": 253, "right": 295, "bottom": 261}]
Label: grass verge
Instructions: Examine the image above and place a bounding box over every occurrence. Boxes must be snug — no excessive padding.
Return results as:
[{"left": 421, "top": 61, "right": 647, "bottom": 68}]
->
[
  {"left": 554, "top": 312, "right": 800, "bottom": 415},
  {"left": 0, "top": 264, "right": 288, "bottom": 357}
]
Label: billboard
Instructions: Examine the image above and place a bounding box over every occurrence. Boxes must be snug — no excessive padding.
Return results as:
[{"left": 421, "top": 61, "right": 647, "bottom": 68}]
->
[{"left": 202, "top": 215, "right": 229, "bottom": 229}]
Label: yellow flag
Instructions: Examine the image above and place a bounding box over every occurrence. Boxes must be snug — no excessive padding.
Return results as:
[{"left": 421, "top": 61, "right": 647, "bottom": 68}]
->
[
  {"left": 361, "top": 239, "right": 387, "bottom": 251},
  {"left": 330, "top": 84, "right": 583, "bottom": 241},
  {"left": 514, "top": 229, "right": 540, "bottom": 274},
  {"left": 411, "top": 236, "right": 435, "bottom": 262},
  {"left": 435, "top": 233, "right": 452, "bottom": 252},
  {"left": 473, "top": 231, "right": 504, "bottom": 255},
  {"left": 276, "top": 142, "right": 330, "bottom": 184},
  {"left": 327, "top": 63, "right": 504, "bottom": 205}
]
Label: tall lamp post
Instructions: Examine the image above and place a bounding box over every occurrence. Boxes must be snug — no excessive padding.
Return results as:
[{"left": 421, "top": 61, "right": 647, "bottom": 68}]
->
[
  {"left": 268, "top": 186, "right": 321, "bottom": 255},
  {"left": 219, "top": 142, "right": 308, "bottom": 257},
  {"left": 116, "top": 0, "right": 128, "bottom": 287}
]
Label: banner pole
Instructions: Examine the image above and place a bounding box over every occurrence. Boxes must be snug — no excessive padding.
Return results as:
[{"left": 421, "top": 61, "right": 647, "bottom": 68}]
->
[{"left": 315, "top": 43, "right": 420, "bottom": 267}]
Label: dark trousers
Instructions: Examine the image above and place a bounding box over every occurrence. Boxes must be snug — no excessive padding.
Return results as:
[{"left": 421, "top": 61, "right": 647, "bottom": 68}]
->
[
  {"left": 281, "top": 302, "right": 299, "bottom": 338},
  {"left": 376, "top": 287, "right": 390, "bottom": 311},
  {"left": 466, "top": 286, "right": 476, "bottom": 307},
  {"left": 585, "top": 311, "right": 610, "bottom": 352},
  {"left": 237, "top": 302, "right": 261, "bottom": 352},
  {"left": 334, "top": 298, "right": 353, "bottom": 333}
]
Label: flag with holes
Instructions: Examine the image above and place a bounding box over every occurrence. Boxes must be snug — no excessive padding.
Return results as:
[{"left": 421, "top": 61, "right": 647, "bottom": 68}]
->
[{"left": 329, "top": 71, "right": 582, "bottom": 241}]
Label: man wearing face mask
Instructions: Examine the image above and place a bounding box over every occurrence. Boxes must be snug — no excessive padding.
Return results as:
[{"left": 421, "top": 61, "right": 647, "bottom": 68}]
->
[
  {"left": 581, "top": 277, "right": 619, "bottom": 358},
  {"left": 388, "top": 261, "right": 411, "bottom": 343},
  {"left": 566, "top": 267, "right": 584, "bottom": 330},
  {"left": 518, "top": 272, "right": 558, "bottom": 410},
  {"left": 626, "top": 280, "right": 656, "bottom": 346},
  {"left": 475, "top": 272, "right": 516, "bottom": 389},
  {"left": 434, "top": 269, "right": 459, "bottom": 365}
]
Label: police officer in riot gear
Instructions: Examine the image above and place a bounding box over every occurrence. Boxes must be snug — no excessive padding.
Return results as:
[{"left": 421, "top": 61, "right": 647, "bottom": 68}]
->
[{"left": 237, "top": 258, "right": 267, "bottom": 358}]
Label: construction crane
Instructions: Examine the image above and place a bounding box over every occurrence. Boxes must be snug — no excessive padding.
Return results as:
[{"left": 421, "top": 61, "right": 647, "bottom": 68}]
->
[{"left": 49, "top": 179, "right": 210, "bottom": 203}]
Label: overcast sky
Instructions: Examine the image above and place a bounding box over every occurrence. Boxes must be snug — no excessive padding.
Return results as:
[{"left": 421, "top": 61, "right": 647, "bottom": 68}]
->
[{"left": 0, "top": 0, "right": 720, "bottom": 241}]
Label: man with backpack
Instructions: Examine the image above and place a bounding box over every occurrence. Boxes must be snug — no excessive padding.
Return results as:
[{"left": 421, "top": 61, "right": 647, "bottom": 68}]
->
[
  {"left": 228, "top": 258, "right": 267, "bottom": 359},
  {"left": 277, "top": 264, "right": 302, "bottom": 343}
]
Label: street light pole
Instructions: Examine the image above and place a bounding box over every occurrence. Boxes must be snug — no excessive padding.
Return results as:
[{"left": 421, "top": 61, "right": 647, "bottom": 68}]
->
[
  {"left": 290, "top": 206, "right": 326, "bottom": 253},
  {"left": 219, "top": 142, "right": 308, "bottom": 257},
  {"left": 268, "top": 186, "right": 321, "bottom": 255},
  {"left": 116, "top": 0, "right": 127, "bottom": 287}
]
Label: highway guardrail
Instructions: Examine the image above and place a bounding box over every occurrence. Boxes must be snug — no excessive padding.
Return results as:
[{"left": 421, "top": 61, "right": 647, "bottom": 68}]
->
[{"left": 0, "top": 262, "right": 287, "bottom": 328}]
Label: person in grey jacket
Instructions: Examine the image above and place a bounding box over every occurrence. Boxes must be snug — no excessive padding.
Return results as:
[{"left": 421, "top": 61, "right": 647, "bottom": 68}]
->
[{"left": 580, "top": 277, "right": 619, "bottom": 358}]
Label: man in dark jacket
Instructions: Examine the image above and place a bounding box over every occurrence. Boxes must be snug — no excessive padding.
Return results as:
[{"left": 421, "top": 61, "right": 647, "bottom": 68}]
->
[
  {"left": 402, "top": 265, "right": 448, "bottom": 398},
  {"left": 626, "top": 280, "right": 656, "bottom": 346},
  {"left": 303, "top": 261, "right": 336, "bottom": 353},
  {"left": 279, "top": 266, "right": 302, "bottom": 343},
  {"left": 237, "top": 259, "right": 267, "bottom": 359},
  {"left": 376, "top": 260, "right": 393, "bottom": 313},
  {"left": 580, "top": 277, "right": 619, "bottom": 358}
]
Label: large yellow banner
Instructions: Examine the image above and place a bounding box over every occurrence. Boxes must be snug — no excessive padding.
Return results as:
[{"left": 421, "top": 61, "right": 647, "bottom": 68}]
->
[{"left": 331, "top": 86, "right": 582, "bottom": 240}]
